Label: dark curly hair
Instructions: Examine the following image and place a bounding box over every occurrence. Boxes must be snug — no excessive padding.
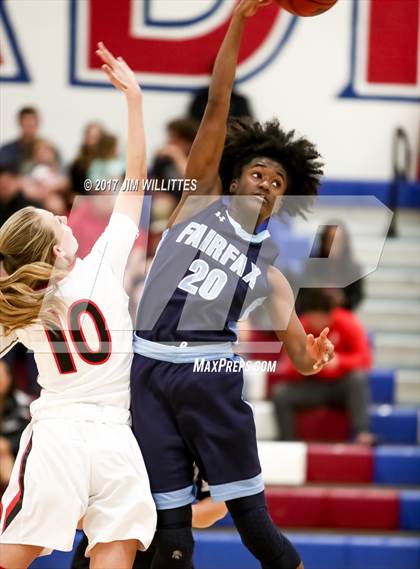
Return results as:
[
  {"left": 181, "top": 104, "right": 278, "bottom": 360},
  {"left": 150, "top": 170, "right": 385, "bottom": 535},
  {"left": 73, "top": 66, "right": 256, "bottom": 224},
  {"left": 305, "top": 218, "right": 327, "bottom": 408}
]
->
[{"left": 219, "top": 118, "right": 324, "bottom": 217}]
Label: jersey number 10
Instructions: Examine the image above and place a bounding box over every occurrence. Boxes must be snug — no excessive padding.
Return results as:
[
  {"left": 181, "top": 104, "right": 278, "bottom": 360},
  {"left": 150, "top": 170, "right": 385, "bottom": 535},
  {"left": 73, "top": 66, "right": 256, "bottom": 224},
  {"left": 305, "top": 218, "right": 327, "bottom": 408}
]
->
[{"left": 44, "top": 300, "right": 111, "bottom": 375}]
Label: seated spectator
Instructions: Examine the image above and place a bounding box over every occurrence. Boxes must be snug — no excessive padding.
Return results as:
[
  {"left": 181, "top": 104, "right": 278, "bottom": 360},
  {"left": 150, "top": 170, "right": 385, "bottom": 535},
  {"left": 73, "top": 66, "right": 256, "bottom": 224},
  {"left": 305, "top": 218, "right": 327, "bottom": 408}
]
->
[
  {"left": 69, "top": 121, "right": 104, "bottom": 195},
  {"left": 296, "top": 222, "right": 364, "bottom": 312},
  {"left": 0, "top": 165, "right": 40, "bottom": 227},
  {"left": 0, "top": 361, "right": 31, "bottom": 488},
  {"left": 270, "top": 289, "right": 375, "bottom": 445},
  {"left": 0, "top": 107, "right": 40, "bottom": 173},
  {"left": 87, "top": 131, "right": 124, "bottom": 182},
  {"left": 24, "top": 138, "right": 69, "bottom": 214}
]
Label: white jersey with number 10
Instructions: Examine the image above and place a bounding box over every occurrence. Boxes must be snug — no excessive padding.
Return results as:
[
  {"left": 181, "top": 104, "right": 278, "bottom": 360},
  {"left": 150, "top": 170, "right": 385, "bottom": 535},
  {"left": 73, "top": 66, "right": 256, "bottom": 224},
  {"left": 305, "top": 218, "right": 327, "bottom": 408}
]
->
[{"left": 0, "top": 213, "right": 138, "bottom": 415}]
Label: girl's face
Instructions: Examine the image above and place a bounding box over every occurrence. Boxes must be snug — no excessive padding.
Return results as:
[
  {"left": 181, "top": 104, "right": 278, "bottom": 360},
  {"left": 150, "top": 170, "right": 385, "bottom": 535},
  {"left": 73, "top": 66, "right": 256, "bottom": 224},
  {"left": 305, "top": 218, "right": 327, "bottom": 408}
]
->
[
  {"left": 230, "top": 157, "right": 287, "bottom": 222},
  {"left": 38, "top": 209, "right": 79, "bottom": 264}
]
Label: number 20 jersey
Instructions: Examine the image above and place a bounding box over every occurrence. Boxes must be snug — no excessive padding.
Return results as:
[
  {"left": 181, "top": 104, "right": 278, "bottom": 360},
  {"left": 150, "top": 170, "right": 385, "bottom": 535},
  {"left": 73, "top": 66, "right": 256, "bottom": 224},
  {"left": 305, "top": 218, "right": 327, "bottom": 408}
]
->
[
  {"left": 0, "top": 213, "right": 138, "bottom": 414},
  {"left": 135, "top": 199, "right": 279, "bottom": 345}
]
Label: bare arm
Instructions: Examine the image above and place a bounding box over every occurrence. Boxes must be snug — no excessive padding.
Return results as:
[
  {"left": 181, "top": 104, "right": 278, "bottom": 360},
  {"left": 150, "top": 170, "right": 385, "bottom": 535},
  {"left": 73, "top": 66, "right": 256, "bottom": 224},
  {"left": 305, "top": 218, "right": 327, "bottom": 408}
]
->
[
  {"left": 265, "top": 266, "right": 335, "bottom": 375},
  {"left": 168, "top": 0, "right": 272, "bottom": 227},
  {"left": 96, "top": 42, "right": 145, "bottom": 226},
  {"left": 192, "top": 498, "right": 228, "bottom": 529}
]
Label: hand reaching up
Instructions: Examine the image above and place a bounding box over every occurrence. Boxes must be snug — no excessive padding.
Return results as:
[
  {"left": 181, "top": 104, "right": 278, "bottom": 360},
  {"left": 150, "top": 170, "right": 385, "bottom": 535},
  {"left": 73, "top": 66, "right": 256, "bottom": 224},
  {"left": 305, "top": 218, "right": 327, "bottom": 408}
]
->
[
  {"left": 96, "top": 42, "right": 141, "bottom": 98},
  {"left": 234, "top": 0, "right": 272, "bottom": 18}
]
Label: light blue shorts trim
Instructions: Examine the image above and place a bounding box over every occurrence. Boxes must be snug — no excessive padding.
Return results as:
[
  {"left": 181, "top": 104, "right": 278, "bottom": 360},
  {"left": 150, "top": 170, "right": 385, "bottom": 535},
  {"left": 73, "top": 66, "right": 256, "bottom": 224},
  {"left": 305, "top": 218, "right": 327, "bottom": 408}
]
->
[
  {"left": 209, "top": 473, "right": 264, "bottom": 502},
  {"left": 153, "top": 485, "right": 196, "bottom": 510},
  {"left": 133, "top": 334, "right": 234, "bottom": 364}
]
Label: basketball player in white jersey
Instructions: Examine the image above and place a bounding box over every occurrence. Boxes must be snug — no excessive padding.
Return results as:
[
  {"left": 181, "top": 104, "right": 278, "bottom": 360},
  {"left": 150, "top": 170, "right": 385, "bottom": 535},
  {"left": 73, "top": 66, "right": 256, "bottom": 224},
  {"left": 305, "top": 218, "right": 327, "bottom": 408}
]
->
[{"left": 0, "top": 44, "right": 156, "bottom": 569}]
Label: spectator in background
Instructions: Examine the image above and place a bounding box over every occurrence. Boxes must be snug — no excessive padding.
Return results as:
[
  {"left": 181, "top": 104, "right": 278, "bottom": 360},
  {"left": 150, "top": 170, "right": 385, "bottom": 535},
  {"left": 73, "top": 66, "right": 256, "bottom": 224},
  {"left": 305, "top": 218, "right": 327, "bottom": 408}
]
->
[
  {"left": 68, "top": 193, "right": 115, "bottom": 258},
  {"left": 69, "top": 122, "right": 104, "bottom": 195},
  {"left": 0, "top": 361, "right": 31, "bottom": 488},
  {"left": 0, "top": 107, "right": 40, "bottom": 173},
  {"left": 271, "top": 289, "right": 375, "bottom": 445},
  {"left": 69, "top": 194, "right": 146, "bottom": 297},
  {"left": 24, "top": 138, "right": 69, "bottom": 215},
  {"left": 0, "top": 165, "right": 40, "bottom": 227},
  {"left": 87, "top": 131, "right": 124, "bottom": 182},
  {"left": 150, "top": 117, "right": 199, "bottom": 205},
  {"left": 189, "top": 87, "right": 253, "bottom": 122},
  {"left": 297, "top": 222, "right": 364, "bottom": 312}
]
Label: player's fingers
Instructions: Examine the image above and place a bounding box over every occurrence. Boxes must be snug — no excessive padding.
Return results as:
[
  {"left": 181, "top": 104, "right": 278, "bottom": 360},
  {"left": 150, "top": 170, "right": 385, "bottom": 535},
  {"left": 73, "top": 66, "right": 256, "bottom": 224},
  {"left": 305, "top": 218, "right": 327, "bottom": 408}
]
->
[
  {"left": 328, "top": 347, "right": 335, "bottom": 360},
  {"left": 327, "top": 340, "right": 335, "bottom": 354},
  {"left": 97, "top": 41, "right": 116, "bottom": 61},
  {"left": 321, "top": 340, "right": 334, "bottom": 361},
  {"left": 96, "top": 48, "right": 113, "bottom": 68},
  {"left": 307, "top": 333, "right": 315, "bottom": 346},
  {"left": 312, "top": 359, "right": 323, "bottom": 371},
  {"left": 97, "top": 41, "right": 118, "bottom": 66},
  {"left": 117, "top": 56, "right": 129, "bottom": 68},
  {"left": 245, "top": 0, "right": 271, "bottom": 17},
  {"left": 101, "top": 65, "right": 118, "bottom": 85},
  {"left": 101, "top": 65, "right": 128, "bottom": 90},
  {"left": 320, "top": 327, "right": 330, "bottom": 338},
  {"left": 313, "top": 338, "right": 335, "bottom": 369},
  {"left": 100, "top": 63, "right": 112, "bottom": 76},
  {"left": 116, "top": 56, "right": 135, "bottom": 76}
]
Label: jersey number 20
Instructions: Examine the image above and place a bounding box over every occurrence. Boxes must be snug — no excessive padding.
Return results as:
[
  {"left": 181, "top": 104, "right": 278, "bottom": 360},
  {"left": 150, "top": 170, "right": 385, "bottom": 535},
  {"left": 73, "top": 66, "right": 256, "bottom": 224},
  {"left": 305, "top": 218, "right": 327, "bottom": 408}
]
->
[
  {"left": 44, "top": 300, "right": 111, "bottom": 374},
  {"left": 178, "top": 259, "right": 227, "bottom": 300}
]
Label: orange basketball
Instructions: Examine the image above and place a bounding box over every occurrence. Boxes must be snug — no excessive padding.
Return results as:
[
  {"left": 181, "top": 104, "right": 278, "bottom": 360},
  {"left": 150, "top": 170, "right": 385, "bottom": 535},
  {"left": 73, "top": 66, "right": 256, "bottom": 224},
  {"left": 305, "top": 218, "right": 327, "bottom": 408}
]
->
[{"left": 275, "top": 0, "right": 338, "bottom": 17}]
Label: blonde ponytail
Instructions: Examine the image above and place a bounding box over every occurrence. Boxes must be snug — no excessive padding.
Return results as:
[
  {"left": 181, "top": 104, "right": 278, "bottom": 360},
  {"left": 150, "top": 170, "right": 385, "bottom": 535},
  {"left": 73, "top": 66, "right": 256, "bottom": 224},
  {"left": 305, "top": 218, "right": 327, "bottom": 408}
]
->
[{"left": 0, "top": 207, "right": 67, "bottom": 335}]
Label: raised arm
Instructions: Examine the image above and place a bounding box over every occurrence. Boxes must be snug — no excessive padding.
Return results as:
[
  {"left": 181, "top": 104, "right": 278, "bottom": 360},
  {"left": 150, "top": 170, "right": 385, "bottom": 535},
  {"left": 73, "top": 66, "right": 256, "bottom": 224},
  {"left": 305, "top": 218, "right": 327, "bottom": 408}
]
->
[
  {"left": 265, "top": 266, "right": 335, "bottom": 375},
  {"left": 96, "top": 42, "right": 145, "bottom": 226},
  {"left": 168, "top": 0, "right": 271, "bottom": 226}
]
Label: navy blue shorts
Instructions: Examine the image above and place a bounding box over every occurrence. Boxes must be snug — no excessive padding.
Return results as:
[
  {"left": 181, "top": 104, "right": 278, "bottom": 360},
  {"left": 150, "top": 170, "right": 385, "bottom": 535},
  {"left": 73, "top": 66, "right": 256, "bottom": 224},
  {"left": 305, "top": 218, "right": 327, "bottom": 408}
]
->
[{"left": 130, "top": 354, "right": 263, "bottom": 510}]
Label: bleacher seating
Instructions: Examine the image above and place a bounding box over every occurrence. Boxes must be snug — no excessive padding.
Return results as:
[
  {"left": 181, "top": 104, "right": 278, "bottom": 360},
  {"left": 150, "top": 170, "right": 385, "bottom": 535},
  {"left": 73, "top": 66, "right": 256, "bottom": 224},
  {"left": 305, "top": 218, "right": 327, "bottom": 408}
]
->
[
  {"left": 245, "top": 368, "right": 420, "bottom": 445},
  {"left": 374, "top": 446, "right": 420, "bottom": 485},
  {"left": 307, "top": 443, "right": 373, "bottom": 483}
]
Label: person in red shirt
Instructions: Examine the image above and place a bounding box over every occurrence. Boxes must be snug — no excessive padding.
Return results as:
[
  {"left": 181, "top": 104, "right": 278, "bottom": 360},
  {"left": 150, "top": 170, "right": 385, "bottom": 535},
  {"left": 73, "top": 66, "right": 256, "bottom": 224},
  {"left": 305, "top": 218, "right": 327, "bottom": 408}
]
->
[{"left": 271, "top": 289, "right": 375, "bottom": 445}]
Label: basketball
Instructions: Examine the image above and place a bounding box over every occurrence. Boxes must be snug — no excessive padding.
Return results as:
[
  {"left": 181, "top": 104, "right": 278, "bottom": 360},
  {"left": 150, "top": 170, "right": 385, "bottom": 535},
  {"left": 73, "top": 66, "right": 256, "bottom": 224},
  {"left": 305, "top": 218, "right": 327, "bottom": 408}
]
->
[{"left": 275, "top": 0, "right": 338, "bottom": 17}]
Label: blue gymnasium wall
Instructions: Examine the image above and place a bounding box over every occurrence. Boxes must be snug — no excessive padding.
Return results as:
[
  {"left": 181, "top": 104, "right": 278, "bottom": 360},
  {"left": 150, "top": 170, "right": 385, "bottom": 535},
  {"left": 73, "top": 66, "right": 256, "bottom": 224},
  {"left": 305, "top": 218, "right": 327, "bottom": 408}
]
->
[{"left": 320, "top": 180, "right": 420, "bottom": 208}]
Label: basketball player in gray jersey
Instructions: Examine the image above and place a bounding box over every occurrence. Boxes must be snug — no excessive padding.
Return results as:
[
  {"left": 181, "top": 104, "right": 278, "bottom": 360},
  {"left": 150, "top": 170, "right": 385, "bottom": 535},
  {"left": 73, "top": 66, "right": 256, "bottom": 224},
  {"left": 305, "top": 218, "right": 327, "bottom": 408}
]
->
[{"left": 131, "top": 1, "right": 334, "bottom": 568}]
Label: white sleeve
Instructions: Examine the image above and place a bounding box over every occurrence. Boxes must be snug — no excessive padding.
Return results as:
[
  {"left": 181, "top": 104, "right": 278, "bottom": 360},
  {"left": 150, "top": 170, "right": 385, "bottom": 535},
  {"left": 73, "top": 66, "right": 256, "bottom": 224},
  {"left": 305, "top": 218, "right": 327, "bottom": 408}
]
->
[
  {"left": 85, "top": 212, "right": 139, "bottom": 283},
  {"left": 0, "top": 326, "right": 19, "bottom": 358}
]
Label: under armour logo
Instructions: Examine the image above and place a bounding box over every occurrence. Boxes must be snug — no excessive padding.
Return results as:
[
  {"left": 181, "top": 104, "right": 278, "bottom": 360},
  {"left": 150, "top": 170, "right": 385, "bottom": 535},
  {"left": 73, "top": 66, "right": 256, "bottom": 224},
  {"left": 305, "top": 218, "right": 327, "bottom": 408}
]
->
[
  {"left": 172, "top": 550, "right": 183, "bottom": 560},
  {"left": 215, "top": 211, "right": 225, "bottom": 222}
]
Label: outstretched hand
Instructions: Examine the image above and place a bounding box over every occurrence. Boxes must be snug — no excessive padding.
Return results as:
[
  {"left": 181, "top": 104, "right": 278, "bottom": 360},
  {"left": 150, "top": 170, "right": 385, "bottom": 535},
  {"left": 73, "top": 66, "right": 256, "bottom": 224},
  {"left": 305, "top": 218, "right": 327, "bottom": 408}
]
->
[
  {"left": 306, "top": 327, "right": 335, "bottom": 371},
  {"left": 234, "top": 0, "right": 272, "bottom": 18},
  {"left": 96, "top": 42, "right": 141, "bottom": 97}
]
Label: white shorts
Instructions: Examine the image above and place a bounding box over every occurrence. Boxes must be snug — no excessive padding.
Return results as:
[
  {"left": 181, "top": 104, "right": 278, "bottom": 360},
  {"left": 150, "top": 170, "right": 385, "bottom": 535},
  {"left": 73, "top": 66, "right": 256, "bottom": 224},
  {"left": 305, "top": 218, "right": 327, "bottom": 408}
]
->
[{"left": 0, "top": 404, "right": 157, "bottom": 557}]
